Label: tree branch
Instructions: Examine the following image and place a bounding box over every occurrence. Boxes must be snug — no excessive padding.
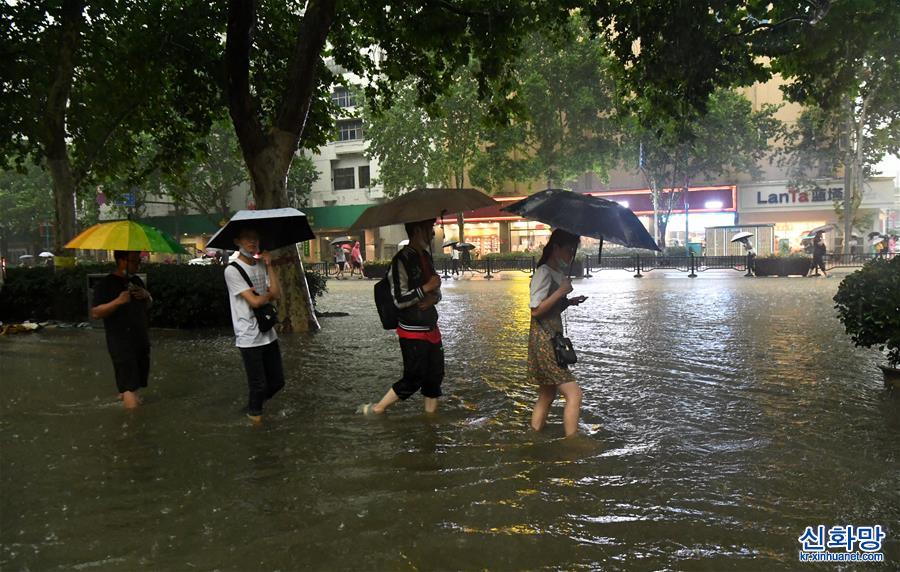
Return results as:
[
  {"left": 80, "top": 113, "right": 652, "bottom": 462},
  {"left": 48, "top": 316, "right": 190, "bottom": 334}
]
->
[
  {"left": 275, "top": 0, "right": 337, "bottom": 138},
  {"left": 225, "top": 0, "right": 267, "bottom": 160}
]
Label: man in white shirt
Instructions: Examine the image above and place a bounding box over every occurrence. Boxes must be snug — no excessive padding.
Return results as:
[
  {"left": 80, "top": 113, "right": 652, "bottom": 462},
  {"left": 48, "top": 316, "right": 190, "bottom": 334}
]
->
[{"left": 224, "top": 227, "right": 283, "bottom": 423}]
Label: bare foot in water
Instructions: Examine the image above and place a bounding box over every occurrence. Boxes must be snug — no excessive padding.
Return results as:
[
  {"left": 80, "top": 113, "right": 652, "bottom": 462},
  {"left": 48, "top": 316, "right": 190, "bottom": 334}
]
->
[{"left": 122, "top": 391, "right": 140, "bottom": 409}]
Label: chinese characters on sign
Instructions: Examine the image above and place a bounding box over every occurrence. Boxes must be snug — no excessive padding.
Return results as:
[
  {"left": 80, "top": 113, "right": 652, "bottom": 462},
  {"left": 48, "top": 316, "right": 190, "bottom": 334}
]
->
[{"left": 757, "top": 187, "right": 844, "bottom": 205}]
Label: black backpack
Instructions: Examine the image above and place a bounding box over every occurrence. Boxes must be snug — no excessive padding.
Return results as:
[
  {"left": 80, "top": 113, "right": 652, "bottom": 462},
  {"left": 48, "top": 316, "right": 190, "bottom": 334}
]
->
[{"left": 374, "top": 273, "right": 398, "bottom": 330}]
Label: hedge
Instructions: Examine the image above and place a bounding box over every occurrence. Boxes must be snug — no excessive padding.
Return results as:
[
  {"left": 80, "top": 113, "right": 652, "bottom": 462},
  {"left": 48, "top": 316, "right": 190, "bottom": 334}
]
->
[{"left": 0, "top": 264, "right": 327, "bottom": 329}]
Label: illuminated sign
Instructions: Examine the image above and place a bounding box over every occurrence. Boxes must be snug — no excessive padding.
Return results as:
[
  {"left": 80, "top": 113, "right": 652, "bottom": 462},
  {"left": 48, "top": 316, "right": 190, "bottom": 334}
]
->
[{"left": 756, "top": 186, "right": 843, "bottom": 205}]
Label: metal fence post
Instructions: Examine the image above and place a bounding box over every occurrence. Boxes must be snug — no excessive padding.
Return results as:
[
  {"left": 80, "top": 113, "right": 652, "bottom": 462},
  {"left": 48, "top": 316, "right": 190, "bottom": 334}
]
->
[
  {"left": 634, "top": 254, "right": 642, "bottom": 278},
  {"left": 584, "top": 254, "right": 593, "bottom": 278},
  {"left": 441, "top": 257, "right": 449, "bottom": 278},
  {"left": 688, "top": 253, "right": 697, "bottom": 278},
  {"left": 485, "top": 257, "right": 493, "bottom": 279}
]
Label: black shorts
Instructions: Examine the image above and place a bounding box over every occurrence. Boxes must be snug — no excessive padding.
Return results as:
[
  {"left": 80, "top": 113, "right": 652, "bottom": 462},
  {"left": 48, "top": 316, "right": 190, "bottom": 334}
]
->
[
  {"left": 393, "top": 338, "right": 444, "bottom": 399},
  {"left": 337, "top": 261, "right": 346, "bottom": 270},
  {"left": 111, "top": 347, "right": 150, "bottom": 393}
]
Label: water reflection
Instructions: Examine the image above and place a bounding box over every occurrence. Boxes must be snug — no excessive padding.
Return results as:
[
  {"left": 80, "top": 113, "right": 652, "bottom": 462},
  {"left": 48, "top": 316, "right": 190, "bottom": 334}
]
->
[{"left": 1, "top": 272, "right": 897, "bottom": 569}]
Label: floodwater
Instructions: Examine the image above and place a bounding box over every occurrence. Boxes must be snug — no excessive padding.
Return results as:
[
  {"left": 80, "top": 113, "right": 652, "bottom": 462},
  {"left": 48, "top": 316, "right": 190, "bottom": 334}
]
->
[{"left": 1, "top": 271, "right": 897, "bottom": 571}]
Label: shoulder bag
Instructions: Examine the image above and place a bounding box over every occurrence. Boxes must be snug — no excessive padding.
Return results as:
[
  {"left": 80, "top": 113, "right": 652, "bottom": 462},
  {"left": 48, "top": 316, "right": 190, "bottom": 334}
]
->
[{"left": 229, "top": 262, "right": 278, "bottom": 332}]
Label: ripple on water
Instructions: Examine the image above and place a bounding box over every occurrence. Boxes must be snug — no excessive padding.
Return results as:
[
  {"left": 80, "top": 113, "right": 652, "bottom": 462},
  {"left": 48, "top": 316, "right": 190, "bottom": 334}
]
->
[{"left": 1, "top": 273, "right": 898, "bottom": 569}]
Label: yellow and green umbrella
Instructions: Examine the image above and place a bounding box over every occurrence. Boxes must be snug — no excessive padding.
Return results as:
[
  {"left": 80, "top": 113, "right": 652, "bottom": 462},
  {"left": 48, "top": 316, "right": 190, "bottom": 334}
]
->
[{"left": 65, "top": 220, "right": 189, "bottom": 254}]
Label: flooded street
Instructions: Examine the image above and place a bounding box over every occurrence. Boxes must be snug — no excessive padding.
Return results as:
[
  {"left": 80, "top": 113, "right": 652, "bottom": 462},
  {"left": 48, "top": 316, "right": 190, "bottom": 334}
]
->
[{"left": 2, "top": 272, "right": 898, "bottom": 570}]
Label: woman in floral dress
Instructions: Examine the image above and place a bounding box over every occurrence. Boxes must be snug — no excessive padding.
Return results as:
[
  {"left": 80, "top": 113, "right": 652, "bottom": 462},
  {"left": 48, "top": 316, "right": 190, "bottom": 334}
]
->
[{"left": 528, "top": 229, "right": 588, "bottom": 437}]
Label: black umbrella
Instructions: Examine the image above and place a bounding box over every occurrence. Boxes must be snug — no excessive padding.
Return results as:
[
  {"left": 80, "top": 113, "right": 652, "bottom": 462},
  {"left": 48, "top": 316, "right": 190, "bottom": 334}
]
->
[
  {"left": 349, "top": 188, "right": 496, "bottom": 229},
  {"left": 501, "top": 189, "right": 659, "bottom": 251},
  {"left": 206, "top": 208, "right": 315, "bottom": 251},
  {"left": 442, "top": 239, "right": 459, "bottom": 248},
  {"left": 867, "top": 231, "right": 884, "bottom": 240},
  {"left": 456, "top": 242, "right": 475, "bottom": 250}
]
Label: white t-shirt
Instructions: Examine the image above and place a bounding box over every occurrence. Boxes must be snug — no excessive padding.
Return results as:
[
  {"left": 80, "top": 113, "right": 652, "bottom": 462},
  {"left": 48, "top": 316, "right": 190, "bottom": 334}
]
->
[
  {"left": 529, "top": 264, "right": 566, "bottom": 309},
  {"left": 224, "top": 259, "right": 278, "bottom": 348}
]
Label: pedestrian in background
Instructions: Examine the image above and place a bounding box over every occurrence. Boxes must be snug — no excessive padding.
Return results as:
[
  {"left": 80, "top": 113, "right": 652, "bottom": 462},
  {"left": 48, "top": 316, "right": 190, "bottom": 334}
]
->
[
  {"left": 811, "top": 231, "right": 828, "bottom": 277},
  {"left": 334, "top": 245, "right": 347, "bottom": 279},
  {"left": 350, "top": 241, "right": 364, "bottom": 279}
]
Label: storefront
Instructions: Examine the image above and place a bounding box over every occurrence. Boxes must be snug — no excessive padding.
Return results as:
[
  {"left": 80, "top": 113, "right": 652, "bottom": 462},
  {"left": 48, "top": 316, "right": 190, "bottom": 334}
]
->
[
  {"left": 439, "top": 186, "right": 737, "bottom": 253},
  {"left": 736, "top": 178, "right": 896, "bottom": 254}
]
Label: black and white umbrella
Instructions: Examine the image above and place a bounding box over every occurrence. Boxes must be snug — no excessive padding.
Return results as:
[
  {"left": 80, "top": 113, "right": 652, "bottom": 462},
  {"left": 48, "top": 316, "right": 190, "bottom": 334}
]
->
[
  {"left": 730, "top": 232, "right": 754, "bottom": 243},
  {"left": 206, "top": 208, "right": 315, "bottom": 251}
]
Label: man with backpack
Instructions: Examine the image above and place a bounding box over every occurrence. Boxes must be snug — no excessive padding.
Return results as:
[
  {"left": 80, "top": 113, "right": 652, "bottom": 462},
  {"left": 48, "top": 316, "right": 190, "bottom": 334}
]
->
[
  {"left": 224, "top": 227, "right": 284, "bottom": 423},
  {"left": 360, "top": 218, "right": 443, "bottom": 415}
]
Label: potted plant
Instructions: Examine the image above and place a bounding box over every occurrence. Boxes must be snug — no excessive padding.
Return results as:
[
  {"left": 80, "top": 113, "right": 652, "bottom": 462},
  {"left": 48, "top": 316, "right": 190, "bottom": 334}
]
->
[
  {"left": 833, "top": 257, "right": 900, "bottom": 388},
  {"left": 753, "top": 253, "right": 812, "bottom": 277}
]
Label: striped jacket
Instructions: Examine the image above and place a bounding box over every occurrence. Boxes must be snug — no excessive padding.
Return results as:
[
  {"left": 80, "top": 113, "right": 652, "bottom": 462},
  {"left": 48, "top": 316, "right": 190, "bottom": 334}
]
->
[{"left": 390, "top": 245, "right": 441, "bottom": 331}]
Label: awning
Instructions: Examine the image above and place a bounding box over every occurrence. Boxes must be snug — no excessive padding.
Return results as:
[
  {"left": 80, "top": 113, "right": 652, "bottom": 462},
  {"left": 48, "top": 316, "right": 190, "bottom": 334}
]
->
[
  {"left": 304, "top": 204, "right": 371, "bottom": 231},
  {"left": 135, "top": 214, "right": 222, "bottom": 237}
]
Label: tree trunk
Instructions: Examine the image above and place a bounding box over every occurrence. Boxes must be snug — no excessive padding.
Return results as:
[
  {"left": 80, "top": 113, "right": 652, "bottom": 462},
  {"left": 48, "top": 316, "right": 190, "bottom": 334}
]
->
[
  {"left": 43, "top": 0, "right": 83, "bottom": 254},
  {"left": 841, "top": 97, "right": 854, "bottom": 254},
  {"left": 247, "top": 140, "right": 321, "bottom": 333},
  {"left": 657, "top": 218, "right": 668, "bottom": 248},
  {"left": 225, "top": 0, "right": 336, "bottom": 333}
]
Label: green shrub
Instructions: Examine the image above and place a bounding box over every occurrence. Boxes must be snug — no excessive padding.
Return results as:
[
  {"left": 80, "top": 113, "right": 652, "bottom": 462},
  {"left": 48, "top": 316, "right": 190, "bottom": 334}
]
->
[
  {"left": 0, "top": 264, "right": 327, "bottom": 329},
  {"left": 833, "top": 256, "right": 900, "bottom": 367}
]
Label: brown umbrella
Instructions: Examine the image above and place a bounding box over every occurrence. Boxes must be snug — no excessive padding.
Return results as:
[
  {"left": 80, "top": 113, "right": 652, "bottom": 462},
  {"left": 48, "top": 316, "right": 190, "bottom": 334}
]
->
[{"left": 349, "top": 188, "right": 496, "bottom": 229}]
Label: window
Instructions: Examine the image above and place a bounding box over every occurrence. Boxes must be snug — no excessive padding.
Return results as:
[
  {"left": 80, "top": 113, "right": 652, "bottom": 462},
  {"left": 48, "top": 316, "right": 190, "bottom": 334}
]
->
[
  {"left": 358, "top": 165, "right": 370, "bottom": 188},
  {"left": 331, "top": 87, "right": 358, "bottom": 108},
  {"left": 336, "top": 120, "right": 364, "bottom": 142},
  {"left": 333, "top": 167, "right": 355, "bottom": 190}
]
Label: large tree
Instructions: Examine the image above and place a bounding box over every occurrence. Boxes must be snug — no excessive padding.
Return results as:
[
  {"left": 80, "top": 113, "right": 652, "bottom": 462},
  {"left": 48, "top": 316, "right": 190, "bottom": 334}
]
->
[
  {"left": 364, "top": 67, "right": 494, "bottom": 242},
  {"left": 774, "top": 0, "right": 900, "bottom": 250},
  {"left": 632, "top": 89, "right": 781, "bottom": 247},
  {"left": 504, "top": 15, "right": 620, "bottom": 188},
  {"left": 222, "top": 0, "right": 581, "bottom": 330},
  {"left": 0, "top": 1, "right": 220, "bottom": 253}
]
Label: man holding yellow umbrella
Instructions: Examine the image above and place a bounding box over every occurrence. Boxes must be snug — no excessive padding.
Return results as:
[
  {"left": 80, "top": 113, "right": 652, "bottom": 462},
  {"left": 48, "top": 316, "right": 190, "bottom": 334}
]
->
[{"left": 66, "top": 220, "right": 188, "bottom": 409}]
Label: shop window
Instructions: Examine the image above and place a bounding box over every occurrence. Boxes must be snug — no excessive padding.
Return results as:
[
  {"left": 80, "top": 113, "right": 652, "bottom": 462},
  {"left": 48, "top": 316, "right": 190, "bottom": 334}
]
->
[{"left": 333, "top": 167, "right": 355, "bottom": 190}]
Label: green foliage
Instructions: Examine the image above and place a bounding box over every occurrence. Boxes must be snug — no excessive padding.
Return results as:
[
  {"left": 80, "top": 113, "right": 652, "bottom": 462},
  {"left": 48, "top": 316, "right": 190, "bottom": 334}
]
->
[
  {"left": 0, "top": 161, "right": 54, "bottom": 239},
  {"left": 0, "top": 264, "right": 327, "bottom": 328},
  {"left": 364, "top": 65, "right": 493, "bottom": 196},
  {"left": 0, "top": 264, "right": 113, "bottom": 323},
  {"left": 833, "top": 257, "right": 900, "bottom": 367},
  {"left": 362, "top": 261, "right": 391, "bottom": 279},
  {"left": 631, "top": 89, "right": 781, "bottom": 245},
  {"left": 774, "top": 0, "right": 900, "bottom": 243},
  {"left": 163, "top": 121, "right": 249, "bottom": 219},
  {"left": 503, "top": 15, "right": 619, "bottom": 186}
]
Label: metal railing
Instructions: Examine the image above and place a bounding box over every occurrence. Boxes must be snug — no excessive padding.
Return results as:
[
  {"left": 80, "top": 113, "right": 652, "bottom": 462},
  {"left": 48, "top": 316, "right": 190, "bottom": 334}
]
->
[{"left": 306, "top": 252, "right": 895, "bottom": 278}]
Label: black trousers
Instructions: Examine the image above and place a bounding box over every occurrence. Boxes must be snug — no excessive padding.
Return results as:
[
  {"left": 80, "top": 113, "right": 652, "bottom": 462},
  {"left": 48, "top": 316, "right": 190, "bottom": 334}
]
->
[
  {"left": 392, "top": 338, "right": 444, "bottom": 400},
  {"left": 812, "top": 255, "right": 826, "bottom": 273},
  {"left": 111, "top": 346, "right": 150, "bottom": 393},
  {"left": 239, "top": 340, "right": 285, "bottom": 415}
]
